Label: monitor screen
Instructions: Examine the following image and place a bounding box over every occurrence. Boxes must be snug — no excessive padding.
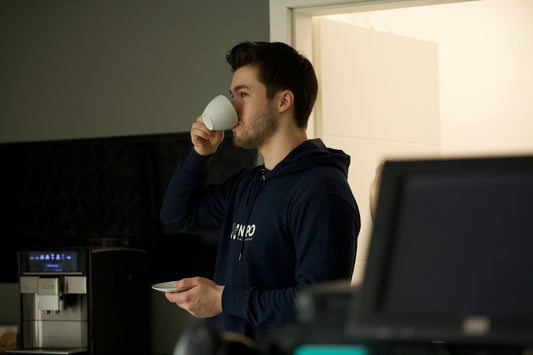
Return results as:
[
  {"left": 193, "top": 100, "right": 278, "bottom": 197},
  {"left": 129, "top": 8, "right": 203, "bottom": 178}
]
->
[{"left": 347, "top": 156, "right": 533, "bottom": 346}]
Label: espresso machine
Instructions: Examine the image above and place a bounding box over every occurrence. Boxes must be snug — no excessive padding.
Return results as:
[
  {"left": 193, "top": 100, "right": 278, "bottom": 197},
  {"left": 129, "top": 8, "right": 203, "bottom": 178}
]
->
[{"left": 8, "top": 247, "right": 149, "bottom": 355}]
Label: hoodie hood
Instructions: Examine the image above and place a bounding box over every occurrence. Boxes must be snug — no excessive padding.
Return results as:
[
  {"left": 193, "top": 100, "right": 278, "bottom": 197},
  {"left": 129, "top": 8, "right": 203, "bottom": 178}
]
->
[
  {"left": 244, "top": 138, "right": 351, "bottom": 208},
  {"left": 265, "top": 138, "right": 351, "bottom": 180}
]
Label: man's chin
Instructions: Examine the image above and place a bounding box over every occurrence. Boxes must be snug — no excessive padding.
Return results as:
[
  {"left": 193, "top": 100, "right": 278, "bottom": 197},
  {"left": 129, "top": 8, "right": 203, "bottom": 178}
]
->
[{"left": 232, "top": 136, "right": 257, "bottom": 150}]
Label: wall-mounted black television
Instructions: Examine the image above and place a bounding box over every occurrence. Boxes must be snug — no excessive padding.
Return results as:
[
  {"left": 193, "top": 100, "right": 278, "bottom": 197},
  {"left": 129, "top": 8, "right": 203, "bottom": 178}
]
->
[{"left": 347, "top": 155, "right": 533, "bottom": 348}]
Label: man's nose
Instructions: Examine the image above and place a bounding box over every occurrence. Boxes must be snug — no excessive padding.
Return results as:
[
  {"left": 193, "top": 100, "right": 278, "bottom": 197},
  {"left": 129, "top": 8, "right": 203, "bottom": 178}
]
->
[{"left": 231, "top": 99, "right": 240, "bottom": 115}]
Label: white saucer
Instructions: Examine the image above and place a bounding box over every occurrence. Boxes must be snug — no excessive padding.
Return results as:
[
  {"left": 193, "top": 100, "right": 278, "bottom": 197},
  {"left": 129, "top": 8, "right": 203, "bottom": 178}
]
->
[{"left": 151, "top": 281, "right": 191, "bottom": 293}]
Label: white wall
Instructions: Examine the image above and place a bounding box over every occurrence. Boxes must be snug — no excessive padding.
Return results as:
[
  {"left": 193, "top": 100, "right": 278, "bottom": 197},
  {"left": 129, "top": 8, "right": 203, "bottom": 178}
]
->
[
  {"left": 315, "top": 18, "right": 441, "bottom": 285},
  {"left": 327, "top": 0, "right": 533, "bottom": 157},
  {"left": 313, "top": 0, "right": 533, "bottom": 284}
]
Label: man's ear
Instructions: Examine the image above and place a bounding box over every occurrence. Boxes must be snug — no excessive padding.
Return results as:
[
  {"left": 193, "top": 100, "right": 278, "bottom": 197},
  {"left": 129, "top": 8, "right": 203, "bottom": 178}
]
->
[{"left": 277, "top": 90, "right": 294, "bottom": 113}]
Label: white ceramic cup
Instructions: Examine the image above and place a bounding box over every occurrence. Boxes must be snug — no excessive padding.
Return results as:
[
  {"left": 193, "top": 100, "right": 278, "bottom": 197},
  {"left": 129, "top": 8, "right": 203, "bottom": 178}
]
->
[{"left": 201, "top": 95, "right": 238, "bottom": 131}]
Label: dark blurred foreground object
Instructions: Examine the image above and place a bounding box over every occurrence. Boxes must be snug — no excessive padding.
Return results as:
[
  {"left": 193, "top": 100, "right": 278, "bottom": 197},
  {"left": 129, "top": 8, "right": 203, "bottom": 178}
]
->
[
  {"left": 173, "top": 321, "right": 259, "bottom": 355},
  {"left": 347, "top": 156, "right": 533, "bottom": 349},
  {"left": 255, "top": 280, "right": 357, "bottom": 354}
]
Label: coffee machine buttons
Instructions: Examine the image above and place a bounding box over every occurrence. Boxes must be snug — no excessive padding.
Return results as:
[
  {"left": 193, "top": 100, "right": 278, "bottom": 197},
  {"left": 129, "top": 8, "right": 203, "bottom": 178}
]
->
[
  {"left": 65, "top": 277, "right": 87, "bottom": 294},
  {"left": 19, "top": 276, "right": 38, "bottom": 294}
]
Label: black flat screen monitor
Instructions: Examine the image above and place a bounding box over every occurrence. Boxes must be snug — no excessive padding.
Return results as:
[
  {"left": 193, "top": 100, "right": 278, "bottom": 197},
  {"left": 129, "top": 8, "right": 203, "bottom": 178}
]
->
[{"left": 347, "top": 155, "right": 533, "bottom": 347}]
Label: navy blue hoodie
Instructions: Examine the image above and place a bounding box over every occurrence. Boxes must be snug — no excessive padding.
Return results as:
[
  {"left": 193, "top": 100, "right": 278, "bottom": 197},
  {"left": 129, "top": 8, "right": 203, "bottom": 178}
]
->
[{"left": 160, "top": 138, "right": 360, "bottom": 340}]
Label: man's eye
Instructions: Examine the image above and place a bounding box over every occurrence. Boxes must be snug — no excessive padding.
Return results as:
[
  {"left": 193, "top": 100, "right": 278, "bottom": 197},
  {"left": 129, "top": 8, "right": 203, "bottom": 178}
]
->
[{"left": 240, "top": 92, "right": 248, "bottom": 97}]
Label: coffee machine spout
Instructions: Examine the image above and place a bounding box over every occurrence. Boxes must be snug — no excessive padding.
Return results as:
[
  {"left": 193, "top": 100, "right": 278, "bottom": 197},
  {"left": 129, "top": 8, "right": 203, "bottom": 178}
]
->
[{"left": 37, "top": 278, "right": 63, "bottom": 312}]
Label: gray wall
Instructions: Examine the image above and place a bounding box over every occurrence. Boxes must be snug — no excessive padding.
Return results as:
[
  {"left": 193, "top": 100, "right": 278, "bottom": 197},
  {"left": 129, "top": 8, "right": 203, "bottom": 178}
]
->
[
  {"left": 0, "top": 0, "right": 269, "bottom": 143},
  {"left": 0, "top": 1, "right": 269, "bottom": 354}
]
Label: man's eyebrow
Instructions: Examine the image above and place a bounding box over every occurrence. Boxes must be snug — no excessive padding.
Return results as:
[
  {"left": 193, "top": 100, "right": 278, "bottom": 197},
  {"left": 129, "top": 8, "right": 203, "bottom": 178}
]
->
[{"left": 230, "top": 85, "right": 251, "bottom": 94}]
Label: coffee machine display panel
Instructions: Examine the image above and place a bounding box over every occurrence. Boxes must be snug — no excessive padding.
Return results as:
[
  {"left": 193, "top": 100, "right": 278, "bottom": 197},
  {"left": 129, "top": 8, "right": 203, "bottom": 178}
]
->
[{"left": 21, "top": 251, "right": 85, "bottom": 275}]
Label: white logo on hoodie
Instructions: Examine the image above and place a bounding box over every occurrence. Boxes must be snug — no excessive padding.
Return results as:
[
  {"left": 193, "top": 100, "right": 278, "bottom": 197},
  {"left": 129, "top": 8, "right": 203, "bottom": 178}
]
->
[{"left": 230, "top": 223, "right": 255, "bottom": 241}]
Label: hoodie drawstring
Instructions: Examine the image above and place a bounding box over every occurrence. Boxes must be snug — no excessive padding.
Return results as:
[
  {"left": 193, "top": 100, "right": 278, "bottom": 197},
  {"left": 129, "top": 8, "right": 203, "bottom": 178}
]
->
[{"left": 239, "top": 168, "right": 266, "bottom": 261}]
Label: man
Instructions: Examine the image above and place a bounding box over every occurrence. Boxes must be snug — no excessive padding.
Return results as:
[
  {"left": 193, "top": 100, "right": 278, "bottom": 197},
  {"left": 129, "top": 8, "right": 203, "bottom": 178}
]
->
[{"left": 160, "top": 41, "right": 360, "bottom": 340}]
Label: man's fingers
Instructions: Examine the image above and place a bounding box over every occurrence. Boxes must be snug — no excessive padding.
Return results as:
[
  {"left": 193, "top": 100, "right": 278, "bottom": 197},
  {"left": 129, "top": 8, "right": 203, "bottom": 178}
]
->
[
  {"left": 191, "top": 122, "right": 213, "bottom": 139},
  {"left": 173, "top": 277, "right": 199, "bottom": 289}
]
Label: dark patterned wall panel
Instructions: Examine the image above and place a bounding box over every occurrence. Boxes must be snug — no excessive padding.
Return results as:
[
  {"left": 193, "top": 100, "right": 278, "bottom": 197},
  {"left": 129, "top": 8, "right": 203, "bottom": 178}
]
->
[{"left": 0, "top": 132, "right": 257, "bottom": 281}]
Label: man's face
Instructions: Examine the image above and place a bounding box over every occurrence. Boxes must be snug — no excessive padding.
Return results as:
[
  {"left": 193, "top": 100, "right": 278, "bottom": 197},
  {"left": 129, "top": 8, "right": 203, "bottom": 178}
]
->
[{"left": 230, "top": 65, "right": 278, "bottom": 150}]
